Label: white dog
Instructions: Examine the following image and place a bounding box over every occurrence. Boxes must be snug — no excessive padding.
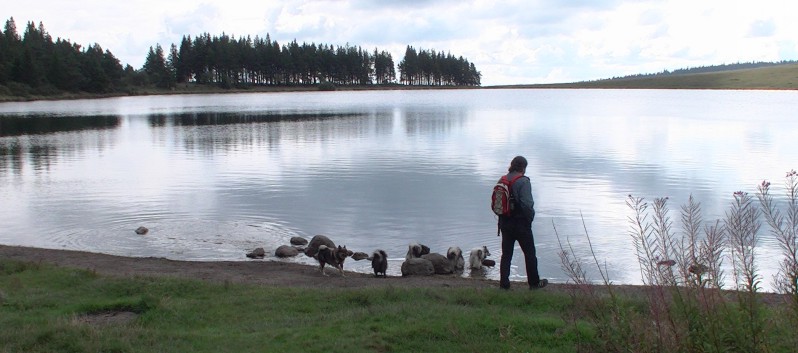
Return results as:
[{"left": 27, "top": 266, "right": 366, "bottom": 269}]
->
[
  {"left": 405, "top": 242, "right": 430, "bottom": 260},
  {"left": 469, "top": 246, "right": 491, "bottom": 270},
  {"left": 447, "top": 246, "right": 465, "bottom": 271}
]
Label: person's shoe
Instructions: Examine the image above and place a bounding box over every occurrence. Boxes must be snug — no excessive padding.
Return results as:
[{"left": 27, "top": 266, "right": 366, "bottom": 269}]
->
[{"left": 530, "top": 279, "right": 548, "bottom": 290}]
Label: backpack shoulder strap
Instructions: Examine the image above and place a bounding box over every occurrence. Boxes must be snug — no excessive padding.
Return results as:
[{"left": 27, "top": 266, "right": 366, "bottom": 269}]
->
[{"left": 508, "top": 174, "right": 524, "bottom": 186}]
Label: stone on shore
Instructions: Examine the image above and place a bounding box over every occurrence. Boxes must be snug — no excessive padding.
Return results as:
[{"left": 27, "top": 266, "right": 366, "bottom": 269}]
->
[
  {"left": 422, "top": 253, "right": 454, "bottom": 274},
  {"left": 401, "top": 258, "right": 434, "bottom": 276},
  {"left": 304, "top": 235, "right": 335, "bottom": 257}
]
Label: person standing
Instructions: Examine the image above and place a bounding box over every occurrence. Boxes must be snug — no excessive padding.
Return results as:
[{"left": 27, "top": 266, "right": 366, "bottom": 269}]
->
[{"left": 498, "top": 156, "right": 547, "bottom": 290}]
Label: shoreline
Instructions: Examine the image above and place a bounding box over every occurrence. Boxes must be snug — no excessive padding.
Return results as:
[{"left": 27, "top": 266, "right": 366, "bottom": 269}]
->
[
  {"left": 1, "top": 244, "right": 792, "bottom": 306},
  {"left": 0, "top": 244, "right": 499, "bottom": 290},
  {"left": 3, "top": 82, "right": 796, "bottom": 103},
  {"left": 0, "top": 84, "right": 479, "bottom": 103}
]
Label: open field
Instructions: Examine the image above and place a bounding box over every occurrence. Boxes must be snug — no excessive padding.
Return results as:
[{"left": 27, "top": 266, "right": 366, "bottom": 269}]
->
[{"left": 492, "top": 63, "right": 798, "bottom": 90}]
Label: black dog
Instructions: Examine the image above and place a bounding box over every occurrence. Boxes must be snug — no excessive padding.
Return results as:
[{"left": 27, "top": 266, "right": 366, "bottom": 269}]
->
[
  {"left": 316, "top": 244, "right": 351, "bottom": 276},
  {"left": 371, "top": 249, "right": 388, "bottom": 277}
]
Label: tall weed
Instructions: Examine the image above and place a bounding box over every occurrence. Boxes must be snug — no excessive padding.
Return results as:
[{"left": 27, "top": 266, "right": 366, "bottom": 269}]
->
[{"left": 556, "top": 170, "right": 798, "bottom": 353}]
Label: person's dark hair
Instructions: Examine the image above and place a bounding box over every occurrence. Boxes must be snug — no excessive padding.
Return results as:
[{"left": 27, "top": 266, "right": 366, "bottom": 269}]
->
[{"left": 508, "top": 156, "right": 528, "bottom": 173}]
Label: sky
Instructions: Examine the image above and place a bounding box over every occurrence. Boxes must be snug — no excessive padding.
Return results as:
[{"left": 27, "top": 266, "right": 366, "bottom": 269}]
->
[{"left": 4, "top": 0, "right": 797, "bottom": 86}]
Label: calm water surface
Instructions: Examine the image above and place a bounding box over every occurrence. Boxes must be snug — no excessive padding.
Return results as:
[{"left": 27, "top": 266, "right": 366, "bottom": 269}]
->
[{"left": 1, "top": 89, "right": 796, "bottom": 287}]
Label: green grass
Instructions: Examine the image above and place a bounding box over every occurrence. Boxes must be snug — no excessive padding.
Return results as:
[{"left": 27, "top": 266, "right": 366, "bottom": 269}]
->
[
  {"left": 0, "top": 260, "right": 592, "bottom": 353},
  {"left": 492, "top": 63, "right": 798, "bottom": 90}
]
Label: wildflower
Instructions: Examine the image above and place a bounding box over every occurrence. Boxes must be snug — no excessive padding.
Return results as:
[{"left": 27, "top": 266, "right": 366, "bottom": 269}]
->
[
  {"left": 787, "top": 169, "right": 797, "bottom": 177},
  {"left": 760, "top": 180, "right": 770, "bottom": 188}
]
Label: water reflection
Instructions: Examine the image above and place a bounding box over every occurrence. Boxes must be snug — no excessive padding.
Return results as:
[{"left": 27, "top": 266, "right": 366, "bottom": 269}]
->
[
  {"left": 404, "top": 108, "right": 467, "bottom": 136},
  {"left": 143, "top": 108, "right": 468, "bottom": 155},
  {"left": 0, "top": 90, "right": 796, "bottom": 289},
  {"left": 146, "top": 111, "right": 363, "bottom": 127},
  {"left": 0, "top": 122, "right": 119, "bottom": 175},
  {"left": 0, "top": 114, "right": 121, "bottom": 137}
]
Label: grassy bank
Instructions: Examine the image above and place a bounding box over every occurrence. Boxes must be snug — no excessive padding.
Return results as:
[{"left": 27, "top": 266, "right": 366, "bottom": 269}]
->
[
  {"left": 491, "top": 63, "right": 798, "bottom": 90},
  {"left": 0, "top": 259, "right": 589, "bottom": 353},
  {"left": 3, "top": 257, "right": 798, "bottom": 353}
]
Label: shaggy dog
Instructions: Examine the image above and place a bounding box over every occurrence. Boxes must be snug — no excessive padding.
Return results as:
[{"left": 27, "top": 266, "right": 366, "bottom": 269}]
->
[
  {"left": 405, "top": 242, "right": 430, "bottom": 260},
  {"left": 316, "top": 244, "right": 351, "bottom": 276},
  {"left": 371, "top": 249, "right": 388, "bottom": 277},
  {"left": 469, "top": 246, "right": 491, "bottom": 270},
  {"left": 446, "top": 246, "right": 465, "bottom": 271}
]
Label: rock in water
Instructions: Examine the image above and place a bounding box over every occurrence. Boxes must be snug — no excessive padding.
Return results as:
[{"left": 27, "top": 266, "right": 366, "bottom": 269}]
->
[
  {"left": 275, "top": 245, "right": 299, "bottom": 258},
  {"left": 351, "top": 252, "right": 370, "bottom": 261},
  {"left": 246, "top": 247, "right": 266, "bottom": 259},
  {"left": 290, "top": 237, "right": 308, "bottom": 246}
]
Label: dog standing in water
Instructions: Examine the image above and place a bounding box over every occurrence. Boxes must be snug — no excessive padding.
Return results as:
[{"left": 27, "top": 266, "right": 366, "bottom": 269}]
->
[
  {"left": 469, "top": 246, "right": 491, "bottom": 270},
  {"left": 447, "top": 247, "right": 465, "bottom": 271},
  {"left": 316, "top": 245, "right": 352, "bottom": 276}
]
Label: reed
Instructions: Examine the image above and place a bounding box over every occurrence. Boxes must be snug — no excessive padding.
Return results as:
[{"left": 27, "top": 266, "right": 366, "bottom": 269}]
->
[{"left": 556, "top": 170, "right": 798, "bottom": 352}]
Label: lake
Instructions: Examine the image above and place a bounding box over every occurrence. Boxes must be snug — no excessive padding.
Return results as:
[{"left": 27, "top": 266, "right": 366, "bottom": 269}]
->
[{"left": 1, "top": 88, "right": 796, "bottom": 289}]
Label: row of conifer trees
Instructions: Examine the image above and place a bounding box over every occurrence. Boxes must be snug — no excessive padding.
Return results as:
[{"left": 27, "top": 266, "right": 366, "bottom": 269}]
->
[{"left": 0, "top": 17, "right": 481, "bottom": 95}]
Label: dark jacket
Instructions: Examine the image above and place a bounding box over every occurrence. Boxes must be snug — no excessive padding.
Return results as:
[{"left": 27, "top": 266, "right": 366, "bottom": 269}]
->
[{"left": 506, "top": 171, "right": 535, "bottom": 222}]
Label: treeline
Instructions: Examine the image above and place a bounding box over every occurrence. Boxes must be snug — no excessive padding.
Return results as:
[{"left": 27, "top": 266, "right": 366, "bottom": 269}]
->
[
  {"left": 0, "top": 16, "right": 481, "bottom": 98},
  {"left": 0, "top": 18, "right": 129, "bottom": 95},
  {"left": 145, "top": 35, "right": 481, "bottom": 88},
  {"left": 143, "top": 33, "right": 399, "bottom": 88},
  {"left": 398, "top": 46, "right": 481, "bottom": 86}
]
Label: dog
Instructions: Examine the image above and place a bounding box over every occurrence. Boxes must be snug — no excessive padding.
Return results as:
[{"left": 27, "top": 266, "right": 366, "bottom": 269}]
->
[
  {"left": 371, "top": 249, "right": 388, "bottom": 277},
  {"left": 447, "top": 246, "right": 465, "bottom": 271},
  {"left": 316, "top": 244, "right": 352, "bottom": 276},
  {"left": 469, "top": 246, "right": 491, "bottom": 270},
  {"left": 405, "top": 242, "right": 430, "bottom": 260}
]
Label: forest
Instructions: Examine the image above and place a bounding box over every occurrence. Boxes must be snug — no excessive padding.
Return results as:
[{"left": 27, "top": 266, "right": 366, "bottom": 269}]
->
[{"left": 0, "top": 17, "right": 482, "bottom": 98}]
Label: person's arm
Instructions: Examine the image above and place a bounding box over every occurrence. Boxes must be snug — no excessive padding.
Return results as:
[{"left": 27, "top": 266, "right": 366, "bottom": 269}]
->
[{"left": 516, "top": 177, "right": 535, "bottom": 221}]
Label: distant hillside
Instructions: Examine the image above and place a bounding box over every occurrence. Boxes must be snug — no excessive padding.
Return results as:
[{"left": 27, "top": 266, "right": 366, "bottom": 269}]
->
[{"left": 494, "top": 62, "right": 798, "bottom": 90}]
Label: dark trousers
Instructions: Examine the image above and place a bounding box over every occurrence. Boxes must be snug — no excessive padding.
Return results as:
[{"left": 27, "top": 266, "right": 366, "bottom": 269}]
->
[{"left": 499, "top": 217, "right": 540, "bottom": 288}]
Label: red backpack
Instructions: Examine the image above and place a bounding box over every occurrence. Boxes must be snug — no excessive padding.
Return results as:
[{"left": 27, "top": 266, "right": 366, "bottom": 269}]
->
[{"left": 491, "top": 174, "right": 524, "bottom": 217}]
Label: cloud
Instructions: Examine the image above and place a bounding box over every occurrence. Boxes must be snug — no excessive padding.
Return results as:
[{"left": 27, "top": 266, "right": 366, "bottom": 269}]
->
[
  {"left": 748, "top": 19, "right": 776, "bottom": 38},
  {"left": 4, "top": 0, "right": 798, "bottom": 85}
]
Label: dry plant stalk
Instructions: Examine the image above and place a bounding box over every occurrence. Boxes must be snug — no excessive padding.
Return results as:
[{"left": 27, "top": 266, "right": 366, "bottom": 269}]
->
[{"left": 756, "top": 170, "right": 798, "bottom": 305}]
